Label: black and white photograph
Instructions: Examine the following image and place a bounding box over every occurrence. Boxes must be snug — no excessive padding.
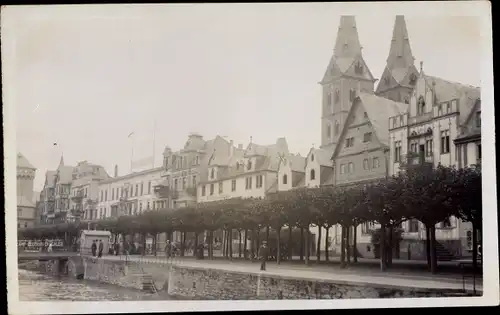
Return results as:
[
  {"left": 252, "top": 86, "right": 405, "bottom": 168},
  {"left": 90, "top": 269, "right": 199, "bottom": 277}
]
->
[{"left": 3, "top": 2, "right": 498, "bottom": 314}]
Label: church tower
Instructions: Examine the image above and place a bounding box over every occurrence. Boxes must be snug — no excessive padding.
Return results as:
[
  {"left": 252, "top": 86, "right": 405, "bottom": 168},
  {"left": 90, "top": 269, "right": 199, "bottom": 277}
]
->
[
  {"left": 320, "top": 16, "right": 376, "bottom": 151},
  {"left": 376, "top": 15, "right": 419, "bottom": 103}
]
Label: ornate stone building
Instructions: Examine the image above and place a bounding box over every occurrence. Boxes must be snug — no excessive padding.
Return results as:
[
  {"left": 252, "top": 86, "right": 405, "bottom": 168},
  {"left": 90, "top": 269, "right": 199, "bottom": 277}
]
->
[{"left": 17, "top": 153, "right": 37, "bottom": 229}]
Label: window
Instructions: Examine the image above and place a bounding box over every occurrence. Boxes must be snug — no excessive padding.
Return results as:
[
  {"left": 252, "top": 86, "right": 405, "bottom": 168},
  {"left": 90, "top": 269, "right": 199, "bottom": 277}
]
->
[
  {"left": 311, "top": 154, "right": 315, "bottom": 162},
  {"left": 362, "top": 222, "right": 374, "bottom": 234},
  {"left": 384, "top": 77, "right": 390, "bottom": 86},
  {"left": 135, "top": 184, "right": 139, "bottom": 196},
  {"left": 345, "top": 137, "right": 354, "bottom": 148},
  {"left": 425, "top": 139, "right": 433, "bottom": 157},
  {"left": 231, "top": 180, "right": 236, "bottom": 192},
  {"left": 446, "top": 102, "right": 451, "bottom": 114},
  {"left": 202, "top": 185, "right": 206, "bottom": 196},
  {"left": 476, "top": 111, "right": 481, "bottom": 128},
  {"left": 245, "top": 177, "right": 253, "bottom": 190},
  {"left": 334, "top": 90, "right": 340, "bottom": 104},
  {"left": 363, "top": 132, "right": 372, "bottom": 143},
  {"left": 417, "top": 96, "right": 425, "bottom": 115},
  {"left": 410, "top": 143, "right": 417, "bottom": 153},
  {"left": 183, "top": 177, "right": 187, "bottom": 190},
  {"left": 404, "top": 98, "right": 409, "bottom": 104},
  {"left": 105, "top": 190, "right": 108, "bottom": 201},
  {"left": 236, "top": 162, "right": 240, "bottom": 170},
  {"left": 409, "top": 219, "right": 419, "bottom": 233},
  {"left": 334, "top": 121, "right": 340, "bottom": 135},
  {"left": 247, "top": 161, "right": 252, "bottom": 170},
  {"left": 211, "top": 168, "right": 215, "bottom": 179},
  {"left": 219, "top": 182, "right": 223, "bottom": 193},
  {"left": 372, "top": 157, "right": 380, "bottom": 168},
  {"left": 363, "top": 111, "right": 368, "bottom": 119},
  {"left": 340, "top": 164, "right": 346, "bottom": 174},
  {"left": 440, "top": 130, "right": 450, "bottom": 154},
  {"left": 354, "top": 61, "right": 363, "bottom": 75},
  {"left": 310, "top": 169, "right": 316, "bottom": 180},
  {"left": 438, "top": 104, "right": 443, "bottom": 116},
  {"left": 148, "top": 181, "right": 151, "bottom": 194},
  {"left": 210, "top": 184, "right": 214, "bottom": 195},
  {"left": 394, "top": 141, "right": 402, "bottom": 162},
  {"left": 141, "top": 182, "right": 144, "bottom": 195},
  {"left": 327, "top": 124, "right": 331, "bottom": 139},
  {"left": 441, "top": 217, "right": 452, "bottom": 228},
  {"left": 282, "top": 174, "right": 288, "bottom": 185},
  {"left": 192, "top": 176, "right": 197, "bottom": 187},
  {"left": 349, "top": 89, "right": 356, "bottom": 102},
  {"left": 476, "top": 143, "right": 481, "bottom": 163},
  {"left": 327, "top": 92, "right": 333, "bottom": 111},
  {"left": 174, "top": 179, "right": 178, "bottom": 190},
  {"left": 256, "top": 175, "right": 263, "bottom": 188},
  {"left": 348, "top": 162, "right": 354, "bottom": 173},
  {"left": 363, "top": 159, "right": 369, "bottom": 170},
  {"left": 25, "top": 222, "right": 28, "bottom": 228}
]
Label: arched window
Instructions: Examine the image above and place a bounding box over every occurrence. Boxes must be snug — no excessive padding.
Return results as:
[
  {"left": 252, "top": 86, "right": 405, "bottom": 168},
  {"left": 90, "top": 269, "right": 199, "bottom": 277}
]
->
[
  {"left": 334, "top": 90, "right": 340, "bottom": 104},
  {"left": 310, "top": 169, "right": 316, "bottom": 180},
  {"left": 311, "top": 154, "right": 315, "bottom": 162},
  {"left": 418, "top": 96, "right": 426, "bottom": 115},
  {"left": 283, "top": 174, "right": 288, "bottom": 185},
  {"left": 409, "top": 73, "right": 417, "bottom": 85}
]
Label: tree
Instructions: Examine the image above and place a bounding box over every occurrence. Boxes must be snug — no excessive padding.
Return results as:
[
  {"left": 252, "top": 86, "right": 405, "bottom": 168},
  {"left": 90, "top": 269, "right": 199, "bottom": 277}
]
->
[{"left": 399, "top": 164, "right": 456, "bottom": 273}]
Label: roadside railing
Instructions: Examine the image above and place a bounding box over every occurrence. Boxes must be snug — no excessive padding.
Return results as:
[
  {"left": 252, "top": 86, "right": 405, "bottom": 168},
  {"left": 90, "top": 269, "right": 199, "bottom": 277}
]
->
[{"left": 458, "top": 259, "right": 482, "bottom": 295}]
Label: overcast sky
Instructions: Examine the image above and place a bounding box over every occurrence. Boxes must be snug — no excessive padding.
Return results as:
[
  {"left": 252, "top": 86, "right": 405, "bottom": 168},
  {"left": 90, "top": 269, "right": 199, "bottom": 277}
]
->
[{"left": 6, "top": 3, "right": 484, "bottom": 190}]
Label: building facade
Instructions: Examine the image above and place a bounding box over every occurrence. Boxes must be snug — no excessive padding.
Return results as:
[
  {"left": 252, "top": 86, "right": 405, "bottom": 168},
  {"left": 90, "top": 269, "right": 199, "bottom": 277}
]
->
[
  {"left": 96, "top": 167, "right": 166, "bottom": 219},
  {"left": 17, "top": 153, "right": 37, "bottom": 229},
  {"left": 197, "top": 138, "right": 289, "bottom": 203},
  {"left": 388, "top": 66, "right": 480, "bottom": 259}
]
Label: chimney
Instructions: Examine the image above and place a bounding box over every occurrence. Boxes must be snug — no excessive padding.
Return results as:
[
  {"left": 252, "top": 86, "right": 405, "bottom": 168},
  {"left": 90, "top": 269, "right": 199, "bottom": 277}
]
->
[
  {"left": 229, "top": 140, "right": 234, "bottom": 157},
  {"left": 238, "top": 144, "right": 243, "bottom": 150},
  {"left": 114, "top": 165, "right": 118, "bottom": 177}
]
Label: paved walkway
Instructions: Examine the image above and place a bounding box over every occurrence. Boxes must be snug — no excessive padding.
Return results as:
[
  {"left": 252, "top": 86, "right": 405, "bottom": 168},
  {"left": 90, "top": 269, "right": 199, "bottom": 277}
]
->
[{"left": 100, "top": 255, "right": 482, "bottom": 293}]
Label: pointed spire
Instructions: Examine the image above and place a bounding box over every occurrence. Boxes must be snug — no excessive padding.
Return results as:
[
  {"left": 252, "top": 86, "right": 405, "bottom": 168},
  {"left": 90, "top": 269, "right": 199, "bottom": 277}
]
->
[
  {"left": 334, "top": 16, "right": 362, "bottom": 59},
  {"left": 59, "top": 154, "right": 64, "bottom": 167},
  {"left": 386, "top": 15, "right": 415, "bottom": 70}
]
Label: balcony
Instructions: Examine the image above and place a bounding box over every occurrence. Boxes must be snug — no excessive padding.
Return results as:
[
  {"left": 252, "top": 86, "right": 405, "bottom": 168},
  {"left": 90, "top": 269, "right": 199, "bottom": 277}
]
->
[
  {"left": 71, "top": 191, "right": 85, "bottom": 201},
  {"left": 402, "top": 153, "right": 434, "bottom": 170},
  {"left": 408, "top": 112, "right": 433, "bottom": 126}
]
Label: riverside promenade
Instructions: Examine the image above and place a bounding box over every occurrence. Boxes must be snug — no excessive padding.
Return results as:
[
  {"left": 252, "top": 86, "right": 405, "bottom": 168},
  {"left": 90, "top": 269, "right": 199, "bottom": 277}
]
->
[{"left": 100, "top": 254, "right": 483, "bottom": 293}]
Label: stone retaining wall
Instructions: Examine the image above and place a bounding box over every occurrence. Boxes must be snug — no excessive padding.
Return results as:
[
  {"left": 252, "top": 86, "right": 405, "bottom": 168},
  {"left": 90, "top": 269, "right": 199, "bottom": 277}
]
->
[{"left": 23, "top": 257, "right": 470, "bottom": 299}]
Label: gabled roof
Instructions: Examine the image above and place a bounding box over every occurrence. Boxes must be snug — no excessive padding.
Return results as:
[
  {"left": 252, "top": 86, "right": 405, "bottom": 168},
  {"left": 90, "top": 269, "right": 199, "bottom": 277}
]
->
[
  {"left": 332, "top": 92, "right": 408, "bottom": 159},
  {"left": 455, "top": 99, "right": 481, "bottom": 142},
  {"left": 17, "top": 153, "right": 36, "bottom": 170},
  {"left": 306, "top": 148, "right": 334, "bottom": 167},
  {"left": 289, "top": 154, "right": 306, "bottom": 172},
  {"left": 422, "top": 74, "right": 480, "bottom": 125}
]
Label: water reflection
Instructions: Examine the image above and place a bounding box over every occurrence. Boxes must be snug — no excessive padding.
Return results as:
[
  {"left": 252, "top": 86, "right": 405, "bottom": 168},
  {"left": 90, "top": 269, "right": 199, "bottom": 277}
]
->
[{"left": 18, "top": 269, "right": 175, "bottom": 301}]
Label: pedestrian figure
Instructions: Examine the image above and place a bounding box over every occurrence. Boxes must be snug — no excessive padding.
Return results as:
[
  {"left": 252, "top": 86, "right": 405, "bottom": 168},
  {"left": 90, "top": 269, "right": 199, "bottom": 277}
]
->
[
  {"left": 114, "top": 243, "right": 120, "bottom": 256},
  {"left": 98, "top": 240, "right": 104, "bottom": 258},
  {"left": 47, "top": 242, "right": 53, "bottom": 253},
  {"left": 258, "top": 241, "right": 269, "bottom": 271},
  {"left": 91, "top": 240, "right": 97, "bottom": 257},
  {"left": 165, "top": 240, "right": 172, "bottom": 259}
]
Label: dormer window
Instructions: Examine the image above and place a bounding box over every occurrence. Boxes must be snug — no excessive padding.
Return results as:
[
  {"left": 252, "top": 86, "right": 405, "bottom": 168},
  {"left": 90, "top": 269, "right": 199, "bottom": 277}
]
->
[
  {"left": 409, "top": 73, "right": 417, "bottom": 85},
  {"left": 354, "top": 61, "right": 363, "bottom": 75},
  {"left": 247, "top": 161, "right": 252, "bottom": 170},
  {"left": 210, "top": 169, "right": 215, "bottom": 179},
  {"left": 311, "top": 154, "right": 315, "bottom": 162},
  {"left": 310, "top": 169, "right": 316, "bottom": 180}
]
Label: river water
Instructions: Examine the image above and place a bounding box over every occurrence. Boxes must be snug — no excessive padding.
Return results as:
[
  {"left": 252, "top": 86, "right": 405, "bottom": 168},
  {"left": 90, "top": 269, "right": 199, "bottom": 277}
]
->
[{"left": 18, "top": 269, "right": 175, "bottom": 301}]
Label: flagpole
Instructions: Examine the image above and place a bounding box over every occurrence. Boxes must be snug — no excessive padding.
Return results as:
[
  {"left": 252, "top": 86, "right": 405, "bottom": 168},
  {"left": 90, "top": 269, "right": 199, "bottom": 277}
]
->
[{"left": 128, "top": 132, "right": 135, "bottom": 173}]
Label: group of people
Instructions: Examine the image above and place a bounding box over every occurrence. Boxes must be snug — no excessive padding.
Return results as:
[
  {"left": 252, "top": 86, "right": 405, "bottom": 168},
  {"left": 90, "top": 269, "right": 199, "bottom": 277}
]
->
[{"left": 91, "top": 240, "right": 104, "bottom": 258}]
